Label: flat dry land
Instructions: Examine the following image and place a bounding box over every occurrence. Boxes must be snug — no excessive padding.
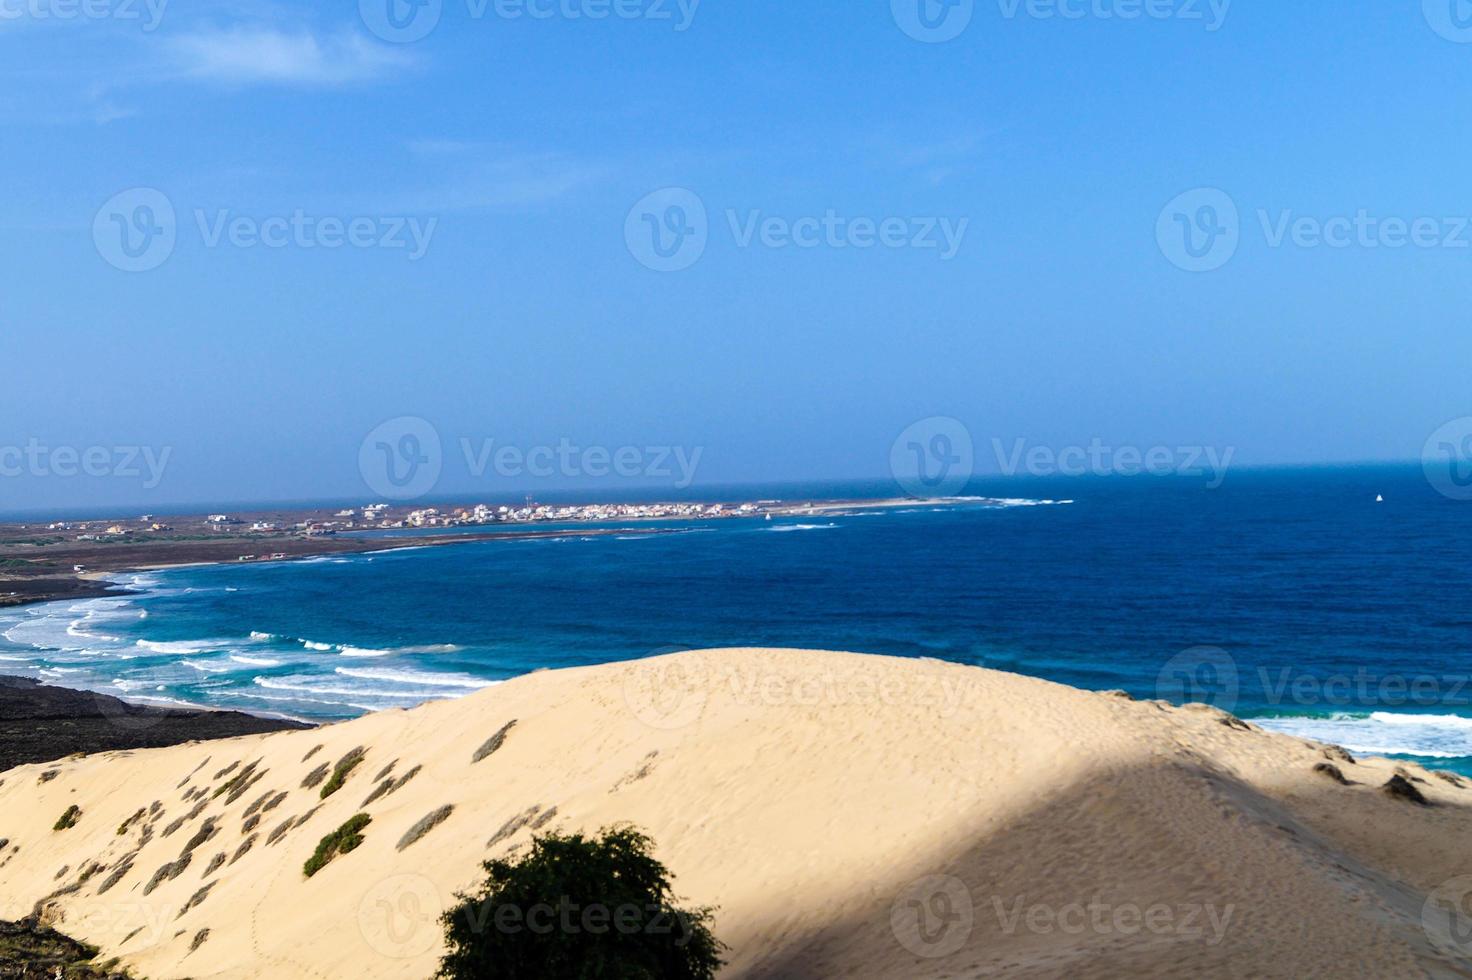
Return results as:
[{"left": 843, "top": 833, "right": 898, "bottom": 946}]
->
[{"left": 0, "top": 509, "right": 680, "bottom": 607}]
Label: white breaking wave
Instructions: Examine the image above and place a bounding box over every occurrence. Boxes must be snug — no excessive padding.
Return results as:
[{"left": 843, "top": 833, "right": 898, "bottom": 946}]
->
[
  {"left": 767, "top": 523, "right": 838, "bottom": 533},
  {"left": 302, "top": 640, "right": 335, "bottom": 652},
  {"left": 336, "top": 646, "right": 392, "bottom": 658},
  {"left": 1254, "top": 712, "right": 1472, "bottom": 759},
  {"left": 135, "top": 638, "right": 230, "bottom": 655},
  {"left": 230, "top": 654, "right": 283, "bottom": 667},
  {"left": 179, "top": 659, "right": 229, "bottom": 674},
  {"left": 252, "top": 676, "right": 431, "bottom": 700},
  {"left": 333, "top": 666, "right": 494, "bottom": 690}
]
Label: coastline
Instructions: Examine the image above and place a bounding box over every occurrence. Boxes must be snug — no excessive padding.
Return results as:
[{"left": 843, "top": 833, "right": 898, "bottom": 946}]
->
[
  {"left": 0, "top": 495, "right": 1018, "bottom": 611},
  {"left": 0, "top": 526, "right": 687, "bottom": 611},
  {"left": 0, "top": 674, "right": 311, "bottom": 773}
]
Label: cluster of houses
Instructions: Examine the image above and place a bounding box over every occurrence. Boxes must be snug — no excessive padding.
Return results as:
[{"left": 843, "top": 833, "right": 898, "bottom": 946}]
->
[
  {"left": 45, "top": 499, "right": 777, "bottom": 550},
  {"left": 394, "top": 500, "right": 762, "bottom": 528}
]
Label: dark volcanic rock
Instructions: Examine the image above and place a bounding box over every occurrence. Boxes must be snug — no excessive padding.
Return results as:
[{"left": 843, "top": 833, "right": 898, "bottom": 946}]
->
[
  {"left": 0, "top": 675, "right": 311, "bottom": 772},
  {"left": 0, "top": 916, "right": 122, "bottom": 978}
]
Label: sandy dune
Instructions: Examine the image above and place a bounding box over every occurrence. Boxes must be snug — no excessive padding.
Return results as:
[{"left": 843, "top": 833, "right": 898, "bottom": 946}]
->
[{"left": 3, "top": 648, "right": 1472, "bottom": 978}]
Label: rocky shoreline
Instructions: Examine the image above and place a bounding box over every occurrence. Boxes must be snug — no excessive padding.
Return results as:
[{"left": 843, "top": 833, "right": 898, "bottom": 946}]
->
[{"left": 0, "top": 675, "right": 311, "bottom": 773}]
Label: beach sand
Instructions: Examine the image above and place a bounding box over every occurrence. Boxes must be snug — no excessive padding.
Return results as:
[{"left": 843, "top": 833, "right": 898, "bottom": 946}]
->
[{"left": 3, "top": 648, "right": 1471, "bottom": 978}]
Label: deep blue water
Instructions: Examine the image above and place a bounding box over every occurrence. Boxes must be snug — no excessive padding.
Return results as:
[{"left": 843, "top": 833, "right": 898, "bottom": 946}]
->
[{"left": 4, "top": 465, "right": 1472, "bottom": 771}]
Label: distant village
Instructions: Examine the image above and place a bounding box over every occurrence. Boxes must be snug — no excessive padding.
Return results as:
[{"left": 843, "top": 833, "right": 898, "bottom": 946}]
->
[{"left": 42, "top": 498, "right": 782, "bottom": 545}]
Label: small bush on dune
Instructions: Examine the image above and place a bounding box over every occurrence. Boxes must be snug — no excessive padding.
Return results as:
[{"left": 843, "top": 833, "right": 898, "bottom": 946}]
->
[
  {"left": 436, "top": 826, "right": 723, "bottom": 980},
  {"left": 53, "top": 806, "right": 82, "bottom": 831},
  {"left": 303, "top": 813, "right": 371, "bottom": 878},
  {"left": 319, "top": 747, "right": 365, "bottom": 800}
]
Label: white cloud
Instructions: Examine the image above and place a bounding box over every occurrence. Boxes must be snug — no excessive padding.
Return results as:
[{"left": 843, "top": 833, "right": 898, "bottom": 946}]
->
[
  {"left": 378, "top": 143, "right": 603, "bottom": 212},
  {"left": 169, "top": 27, "right": 413, "bottom": 86}
]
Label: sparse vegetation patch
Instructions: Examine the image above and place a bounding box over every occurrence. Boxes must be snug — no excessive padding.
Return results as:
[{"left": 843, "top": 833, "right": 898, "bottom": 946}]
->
[
  {"left": 304, "top": 813, "right": 371, "bottom": 878},
  {"left": 320, "top": 747, "right": 366, "bottom": 799}
]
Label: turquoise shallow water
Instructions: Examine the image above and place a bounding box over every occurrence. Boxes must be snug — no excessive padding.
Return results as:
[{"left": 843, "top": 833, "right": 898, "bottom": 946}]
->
[{"left": 3, "top": 467, "right": 1471, "bottom": 772}]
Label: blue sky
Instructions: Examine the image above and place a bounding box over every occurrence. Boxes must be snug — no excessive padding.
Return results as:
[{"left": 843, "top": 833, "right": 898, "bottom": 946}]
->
[{"left": 3, "top": 0, "right": 1472, "bottom": 510}]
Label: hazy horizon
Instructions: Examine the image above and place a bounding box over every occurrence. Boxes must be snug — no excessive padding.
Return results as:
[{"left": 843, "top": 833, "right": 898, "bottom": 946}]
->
[{"left": 4, "top": 2, "right": 1472, "bottom": 510}]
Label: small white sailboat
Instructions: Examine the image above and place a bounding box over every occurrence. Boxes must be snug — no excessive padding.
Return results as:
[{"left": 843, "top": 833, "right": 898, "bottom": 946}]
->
[{"left": 1376, "top": 494, "right": 1384, "bottom": 503}]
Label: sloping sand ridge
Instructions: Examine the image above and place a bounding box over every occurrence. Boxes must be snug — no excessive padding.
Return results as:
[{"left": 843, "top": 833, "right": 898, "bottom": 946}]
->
[{"left": 3, "top": 648, "right": 1472, "bottom": 978}]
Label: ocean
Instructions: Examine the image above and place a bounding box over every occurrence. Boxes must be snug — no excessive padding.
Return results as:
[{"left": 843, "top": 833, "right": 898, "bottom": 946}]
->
[{"left": 4, "top": 465, "right": 1471, "bottom": 773}]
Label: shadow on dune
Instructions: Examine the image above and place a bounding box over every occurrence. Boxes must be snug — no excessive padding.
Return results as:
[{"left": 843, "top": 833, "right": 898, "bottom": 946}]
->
[{"left": 737, "top": 755, "right": 1472, "bottom": 980}]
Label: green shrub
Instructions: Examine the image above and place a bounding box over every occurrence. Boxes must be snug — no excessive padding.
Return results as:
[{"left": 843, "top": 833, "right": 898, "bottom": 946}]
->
[
  {"left": 303, "top": 813, "right": 371, "bottom": 878},
  {"left": 437, "top": 826, "right": 723, "bottom": 980},
  {"left": 319, "top": 747, "right": 365, "bottom": 800},
  {"left": 53, "top": 805, "right": 82, "bottom": 831}
]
